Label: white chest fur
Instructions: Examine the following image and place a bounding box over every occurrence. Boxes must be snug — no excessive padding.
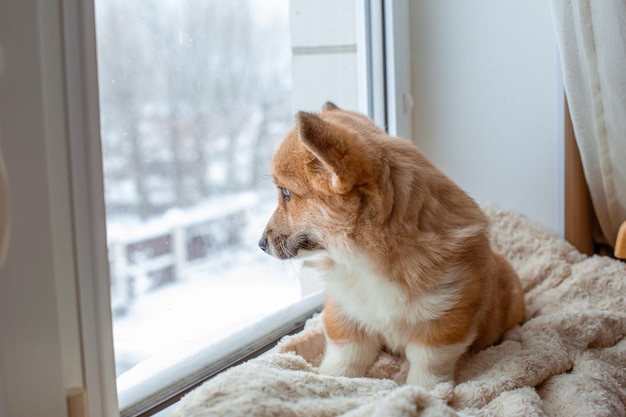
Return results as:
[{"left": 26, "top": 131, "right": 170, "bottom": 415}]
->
[{"left": 316, "top": 251, "right": 460, "bottom": 351}]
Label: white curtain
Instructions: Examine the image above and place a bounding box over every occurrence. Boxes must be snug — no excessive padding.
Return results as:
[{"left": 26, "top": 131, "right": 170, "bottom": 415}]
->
[{"left": 550, "top": 0, "right": 626, "bottom": 247}]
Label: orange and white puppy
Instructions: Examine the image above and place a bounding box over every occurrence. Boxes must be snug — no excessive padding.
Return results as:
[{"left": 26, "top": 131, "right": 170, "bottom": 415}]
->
[{"left": 259, "top": 103, "right": 524, "bottom": 388}]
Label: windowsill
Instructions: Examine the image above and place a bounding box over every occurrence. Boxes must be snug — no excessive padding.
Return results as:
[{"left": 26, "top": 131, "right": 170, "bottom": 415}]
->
[{"left": 117, "top": 291, "right": 324, "bottom": 417}]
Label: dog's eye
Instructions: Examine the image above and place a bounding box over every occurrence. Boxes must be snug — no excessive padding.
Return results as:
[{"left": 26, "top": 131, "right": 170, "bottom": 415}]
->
[{"left": 281, "top": 187, "right": 291, "bottom": 202}]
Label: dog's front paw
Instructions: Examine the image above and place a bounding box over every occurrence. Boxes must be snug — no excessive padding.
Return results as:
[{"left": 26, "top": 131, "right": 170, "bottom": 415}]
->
[
  {"left": 404, "top": 341, "right": 469, "bottom": 389},
  {"left": 318, "top": 357, "right": 363, "bottom": 378},
  {"left": 318, "top": 339, "right": 379, "bottom": 378},
  {"left": 405, "top": 367, "right": 452, "bottom": 389}
]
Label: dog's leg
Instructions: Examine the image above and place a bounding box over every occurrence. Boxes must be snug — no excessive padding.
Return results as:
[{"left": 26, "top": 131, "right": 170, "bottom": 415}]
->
[
  {"left": 319, "top": 335, "right": 380, "bottom": 377},
  {"left": 404, "top": 340, "right": 471, "bottom": 388},
  {"left": 319, "top": 298, "right": 380, "bottom": 377}
]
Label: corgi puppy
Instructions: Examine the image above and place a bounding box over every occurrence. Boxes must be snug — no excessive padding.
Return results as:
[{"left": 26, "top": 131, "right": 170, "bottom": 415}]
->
[{"left": 259, "top": 102, "right": 525, "bottom": 388}]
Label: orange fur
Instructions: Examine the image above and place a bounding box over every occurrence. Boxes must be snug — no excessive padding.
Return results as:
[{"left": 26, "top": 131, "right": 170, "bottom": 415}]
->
[
  {"left": 323, "top": 297, "right": 371, "bottom": 344},
  {"left": 259, "top": 103, "right": 525, "bottom": 386}
]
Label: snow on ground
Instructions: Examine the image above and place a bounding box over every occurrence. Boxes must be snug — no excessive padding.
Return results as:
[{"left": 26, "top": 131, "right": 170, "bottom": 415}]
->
[{"left": 112, "top": 193, "right": 304, "bottom": 376}]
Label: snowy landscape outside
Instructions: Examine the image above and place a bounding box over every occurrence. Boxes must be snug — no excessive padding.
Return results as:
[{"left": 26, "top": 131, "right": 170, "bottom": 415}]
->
[{"left": 94, "top": 0, "right": 301, "bottom": 377}]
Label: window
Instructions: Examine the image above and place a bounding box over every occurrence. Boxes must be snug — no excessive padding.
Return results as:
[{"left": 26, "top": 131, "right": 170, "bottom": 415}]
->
[
  {"left": 92, "top": 0, "right": 392, "bottom": 415},
  {"left": 95, "top": 0, "right": 298, "bottom": 379}
]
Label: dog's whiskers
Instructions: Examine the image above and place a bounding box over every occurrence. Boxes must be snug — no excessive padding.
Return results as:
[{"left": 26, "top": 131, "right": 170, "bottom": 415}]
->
[
  {"left": 246, "top": 175, "right": 273, "bottom": 191},
  {"left": 280, "top": 240, "right": 296, "bottom": 258},
  {"left": 288, "top": 259, "right": 302, "bottom": 280}
]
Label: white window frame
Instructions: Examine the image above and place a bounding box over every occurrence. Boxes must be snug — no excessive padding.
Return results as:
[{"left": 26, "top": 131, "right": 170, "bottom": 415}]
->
[
  {"left": 382, "top": 0, "right": 412, "bottom": 140},
  {"left": 357, "top": 0, "right": 386, "bottom": 128},
  {"left": 63, "top": 0, "right": 120, "bottom": 415},
  {"left": 0, "top": 0, "right": 408, "bottom": 416}
]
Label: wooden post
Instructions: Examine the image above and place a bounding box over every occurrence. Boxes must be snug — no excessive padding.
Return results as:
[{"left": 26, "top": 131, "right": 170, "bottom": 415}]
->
[
  {"left": 111, "top": 241, "right": 132, "bottom": 310},
  {"left": 66, "top": 388, "right": 87, "bottom": 417},
  {"left": 172, "top": 224, "right": 187, "bottom": 281},
  {"left": 564, "top": 95, "right": 595, "bottom": 255},
  {"left": 615, "top": 221, "right": 626, "bottom": 259}
]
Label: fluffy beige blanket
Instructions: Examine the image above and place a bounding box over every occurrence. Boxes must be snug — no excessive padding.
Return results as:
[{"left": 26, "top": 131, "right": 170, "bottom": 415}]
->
[{"left": 174, "top": 207, "right": 626, "bottom": 417}]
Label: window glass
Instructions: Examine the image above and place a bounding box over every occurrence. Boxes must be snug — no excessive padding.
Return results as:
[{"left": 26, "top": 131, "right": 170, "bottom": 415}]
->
[{"left": 94, "top": 0, "right": 298, "bottom": 377}]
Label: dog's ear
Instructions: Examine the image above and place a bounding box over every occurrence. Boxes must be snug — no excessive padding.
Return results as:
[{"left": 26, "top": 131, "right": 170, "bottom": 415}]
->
[
  {"left": 296, "top": 111, "right": 370, "bottom": 194},
  {"left": 321, "top": 102, "right": 340, "bottom": 111}
]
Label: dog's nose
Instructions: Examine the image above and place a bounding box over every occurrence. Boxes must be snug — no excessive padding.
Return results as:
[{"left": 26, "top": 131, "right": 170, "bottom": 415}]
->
[{"left": 258, "top": 236, "right": 268, "bottom": 252}]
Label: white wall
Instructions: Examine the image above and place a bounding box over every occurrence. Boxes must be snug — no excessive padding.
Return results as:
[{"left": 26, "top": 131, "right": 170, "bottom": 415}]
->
[
  {"left": 408, "top": 0, "right": 563, "bottom": 235},
  {"left": 0, "top": 1, "right": 117, "bottom": 416},
  {"left": 0, "top": 2, "right": 69, "bottom": 416}
]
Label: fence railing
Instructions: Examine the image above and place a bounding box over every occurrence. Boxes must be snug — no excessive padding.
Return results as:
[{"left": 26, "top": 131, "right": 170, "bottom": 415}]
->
[{"left": 107, "top": 194, "right": 256, "bottom": 316}]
